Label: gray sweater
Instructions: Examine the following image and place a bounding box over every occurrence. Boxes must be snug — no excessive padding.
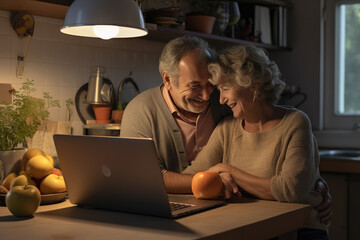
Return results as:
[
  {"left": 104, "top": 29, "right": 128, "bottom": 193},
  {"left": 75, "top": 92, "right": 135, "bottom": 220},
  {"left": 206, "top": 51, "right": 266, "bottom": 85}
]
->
[
  {"left": 183, "top": 108, "right": 327, "bottom": 231},
  {"left": 120, "top": 85, "right": 231, "bottom": 173}
]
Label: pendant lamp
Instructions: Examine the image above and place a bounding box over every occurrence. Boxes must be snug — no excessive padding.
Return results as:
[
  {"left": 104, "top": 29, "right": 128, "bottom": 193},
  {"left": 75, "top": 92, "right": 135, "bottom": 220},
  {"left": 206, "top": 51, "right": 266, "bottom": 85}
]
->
[{"left": 60, "top": 0, "right": 148, "bottom": 40}]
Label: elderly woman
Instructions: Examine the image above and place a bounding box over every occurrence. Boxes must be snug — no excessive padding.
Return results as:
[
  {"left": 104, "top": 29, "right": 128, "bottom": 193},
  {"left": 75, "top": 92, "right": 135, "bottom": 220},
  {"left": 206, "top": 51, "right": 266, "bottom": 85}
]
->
[{"left": 182, "top": 44, "right": 329, "bottom": 239}]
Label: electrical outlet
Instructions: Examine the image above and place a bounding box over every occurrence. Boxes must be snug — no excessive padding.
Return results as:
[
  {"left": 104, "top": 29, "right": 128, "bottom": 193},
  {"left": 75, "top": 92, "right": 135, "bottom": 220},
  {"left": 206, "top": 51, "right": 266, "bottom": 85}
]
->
[{"left": 0, "top": 83, "right": 12, "bottom": 104}]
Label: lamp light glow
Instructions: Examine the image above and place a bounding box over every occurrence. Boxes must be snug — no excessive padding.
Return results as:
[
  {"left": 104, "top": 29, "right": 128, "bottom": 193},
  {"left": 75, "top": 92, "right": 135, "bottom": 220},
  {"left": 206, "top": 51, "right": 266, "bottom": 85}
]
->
[
  {"left": 60, "top": 0, "right": 148, "bottom": 39},
  {"left": 93, "top": 25, "right": 120, "bottom": 40}
]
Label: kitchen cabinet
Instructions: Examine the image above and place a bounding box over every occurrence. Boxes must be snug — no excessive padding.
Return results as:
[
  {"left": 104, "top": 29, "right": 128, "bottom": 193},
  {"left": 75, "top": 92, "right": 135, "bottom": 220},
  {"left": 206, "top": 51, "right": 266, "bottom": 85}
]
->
[
  {"left": 319, "top": 151, "right": 360, "bottom": 239},
  {"left": 321, "top": 172, "right": 360, "bottom": 240},
  {"left": 348, "top": 174, "right": 360, "bottom": 240},
  {"left": 321, "top": 173, "right": 348, "bottom": 239},
  {"left": 0, "top": 0, "right": 291, "bottom": 51}
]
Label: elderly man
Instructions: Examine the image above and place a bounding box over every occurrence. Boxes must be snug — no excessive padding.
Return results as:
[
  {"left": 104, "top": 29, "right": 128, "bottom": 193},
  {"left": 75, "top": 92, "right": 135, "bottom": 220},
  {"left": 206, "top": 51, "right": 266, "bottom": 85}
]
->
[
  {"left": 121, "top": 36, "right": 231, "bottom": 192},
  {"left": 120, "top": 36, "right": 332, "bottom": 224}
]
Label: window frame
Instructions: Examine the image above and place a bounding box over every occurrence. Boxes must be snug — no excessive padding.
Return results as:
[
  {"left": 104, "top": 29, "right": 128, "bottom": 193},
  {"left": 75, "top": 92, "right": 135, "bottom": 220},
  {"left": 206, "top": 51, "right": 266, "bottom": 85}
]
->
[{"left": 322, "top": 0, "right": 360, "bottom": 130}]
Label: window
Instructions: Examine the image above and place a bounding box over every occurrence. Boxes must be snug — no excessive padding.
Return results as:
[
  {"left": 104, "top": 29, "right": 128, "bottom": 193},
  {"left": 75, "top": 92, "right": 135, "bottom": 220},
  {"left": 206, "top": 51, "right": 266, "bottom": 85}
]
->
[
  {"left": 336, "top": 3, "right": 360, "bottom": 114},
  {"left": 323, "top": 0, "right": 360, "bottom": 130}
]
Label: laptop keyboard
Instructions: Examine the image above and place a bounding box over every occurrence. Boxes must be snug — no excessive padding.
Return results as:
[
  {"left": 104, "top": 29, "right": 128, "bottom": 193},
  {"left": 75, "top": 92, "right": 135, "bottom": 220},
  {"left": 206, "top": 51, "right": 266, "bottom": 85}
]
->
[{"left": 170, "top": 202, "right": 194, "bottom": 211}]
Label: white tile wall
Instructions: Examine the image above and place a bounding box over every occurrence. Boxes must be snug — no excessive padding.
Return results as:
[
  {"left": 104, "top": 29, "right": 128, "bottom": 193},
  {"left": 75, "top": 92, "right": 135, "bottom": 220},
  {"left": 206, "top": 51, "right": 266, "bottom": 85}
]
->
[{"left": 0, "top": 10, "right": 164, "bottom": 134}]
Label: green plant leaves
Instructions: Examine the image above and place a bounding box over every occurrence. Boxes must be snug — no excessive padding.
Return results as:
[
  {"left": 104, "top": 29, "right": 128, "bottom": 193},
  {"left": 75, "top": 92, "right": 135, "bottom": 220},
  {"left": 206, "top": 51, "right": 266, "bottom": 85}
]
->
[{"left": 0, "top": 79, "right": 60, "bottom": 151}]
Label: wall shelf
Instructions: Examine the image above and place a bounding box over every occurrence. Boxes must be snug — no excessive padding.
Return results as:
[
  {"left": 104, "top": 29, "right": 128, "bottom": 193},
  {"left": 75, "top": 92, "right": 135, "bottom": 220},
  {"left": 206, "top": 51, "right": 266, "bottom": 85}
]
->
[
  {"left": 236, "top": 0, "right": 292, "bottom": 8},
  {"left": 0, "top": 0, "right": 291, "bottom": 51},
  {"left": 145, "top": 24, "right": 290, "bottom": 51},
  {"left": 0, "top": 0, "right": 68, "bottom": 19}
]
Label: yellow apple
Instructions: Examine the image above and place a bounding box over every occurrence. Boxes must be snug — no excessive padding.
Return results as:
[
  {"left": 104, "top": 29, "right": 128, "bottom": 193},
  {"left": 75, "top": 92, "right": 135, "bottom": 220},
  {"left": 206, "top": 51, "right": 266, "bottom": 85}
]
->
[
  {"left": 10, "top": 174, "right": 36, "bottom": 189},
  {"left": 40, "top": 174, "right": 66, "bottom": 194},
  {"left": 26, "top": 155, "right": 54, "bottom": 180},
  {"left": 6, "top": 185, "right": 41, "bottom": 217},
  {"left": 0, "top": 185, "right": 8, "bottom": 194},
  {"left": 22, "top": 148, "right": 44, "bottom": 170},
  {"left": 43, "top": 153, "right": 55, "bottom": 167},
  {"left": 1, "top": 172, "right": 17, "bottom": 190}
]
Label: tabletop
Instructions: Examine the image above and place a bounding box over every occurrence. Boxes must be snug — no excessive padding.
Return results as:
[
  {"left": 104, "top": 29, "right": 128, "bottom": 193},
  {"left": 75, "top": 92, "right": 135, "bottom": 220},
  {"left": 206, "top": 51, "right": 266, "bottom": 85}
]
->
[{"left": 0, "top": 196, "right": 311, "bottom": 240}]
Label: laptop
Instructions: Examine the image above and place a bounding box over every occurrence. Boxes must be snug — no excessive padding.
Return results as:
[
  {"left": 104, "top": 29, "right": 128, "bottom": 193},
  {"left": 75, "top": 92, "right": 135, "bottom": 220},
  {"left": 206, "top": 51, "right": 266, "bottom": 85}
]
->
[{"left": 53, "top": 134, "right": 224, "bottom": 218}]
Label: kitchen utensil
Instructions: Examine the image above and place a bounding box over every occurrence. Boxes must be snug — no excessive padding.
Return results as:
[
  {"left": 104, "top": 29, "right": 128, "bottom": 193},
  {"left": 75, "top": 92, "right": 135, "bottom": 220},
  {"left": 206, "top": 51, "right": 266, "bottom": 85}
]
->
[{"left": 85, "top": 66, "right": 115, "bottom": 105}]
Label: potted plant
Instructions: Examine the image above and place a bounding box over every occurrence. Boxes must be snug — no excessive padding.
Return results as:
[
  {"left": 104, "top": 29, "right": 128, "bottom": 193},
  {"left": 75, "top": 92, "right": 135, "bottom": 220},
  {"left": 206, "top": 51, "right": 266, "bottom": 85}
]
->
[
  {"left": 112, "top": 72, "right": 140, "bottom": 124},
  {"left": 185, "top": 0, "right": 216, "bottom": 34},
  {"left": 0, "top": 79, "right": 59, "bottom": 181}
]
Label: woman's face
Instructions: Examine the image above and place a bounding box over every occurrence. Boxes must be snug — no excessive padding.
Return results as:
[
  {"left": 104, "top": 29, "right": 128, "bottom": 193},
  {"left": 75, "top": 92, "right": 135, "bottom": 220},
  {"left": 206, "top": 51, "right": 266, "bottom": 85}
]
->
[{"left": 218, "top": 84, "right": 254, "bottom": 118}]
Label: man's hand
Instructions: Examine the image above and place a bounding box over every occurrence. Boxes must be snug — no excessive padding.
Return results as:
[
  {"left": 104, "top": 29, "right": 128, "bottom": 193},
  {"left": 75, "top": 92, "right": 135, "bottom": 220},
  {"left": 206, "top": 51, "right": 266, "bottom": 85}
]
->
[
  {"left": 219, "top": 172, "right": 241, "bottom": 199},
  {"left": 315, "top": 179, "right": 333, "bottom": 224}
]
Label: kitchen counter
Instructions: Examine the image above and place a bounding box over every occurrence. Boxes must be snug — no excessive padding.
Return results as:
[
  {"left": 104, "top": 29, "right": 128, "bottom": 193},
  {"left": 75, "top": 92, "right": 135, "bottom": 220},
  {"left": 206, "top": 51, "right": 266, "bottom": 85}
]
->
[
  {"left": 319, "top": 149, "right": 360, "bottom": 174},
  {"left": 0, "top": 197, "right": 310, "bottom": 240},
  {"left": 320, "top": 158, "right": 360, "bottom": 174}
]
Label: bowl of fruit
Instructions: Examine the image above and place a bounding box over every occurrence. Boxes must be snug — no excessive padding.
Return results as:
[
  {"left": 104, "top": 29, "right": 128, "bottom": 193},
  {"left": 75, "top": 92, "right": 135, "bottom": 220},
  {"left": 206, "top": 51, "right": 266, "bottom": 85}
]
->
[{"left": 0, "top": 149, "right": 67, "bottom": 217}]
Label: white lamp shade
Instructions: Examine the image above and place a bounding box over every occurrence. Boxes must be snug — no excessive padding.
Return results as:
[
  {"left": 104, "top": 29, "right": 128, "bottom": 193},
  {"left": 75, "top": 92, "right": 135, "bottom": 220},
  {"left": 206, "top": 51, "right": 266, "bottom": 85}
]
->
[{"left": 61, "top": 0, "right": 148, "bottom": 39}]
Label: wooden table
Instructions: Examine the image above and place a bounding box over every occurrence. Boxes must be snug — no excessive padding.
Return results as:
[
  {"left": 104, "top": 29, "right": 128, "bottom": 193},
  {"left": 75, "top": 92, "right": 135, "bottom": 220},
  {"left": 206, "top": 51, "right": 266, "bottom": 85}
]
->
[{"left": 0, "top": 196, "right": 310, "bottom": 240}]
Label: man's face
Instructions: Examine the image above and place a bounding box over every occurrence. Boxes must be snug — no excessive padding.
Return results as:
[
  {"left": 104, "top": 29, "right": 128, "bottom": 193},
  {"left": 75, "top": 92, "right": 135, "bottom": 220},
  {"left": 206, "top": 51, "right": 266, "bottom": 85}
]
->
[{"left": 164, "top": 51, "right": 214, "bottom": 116}]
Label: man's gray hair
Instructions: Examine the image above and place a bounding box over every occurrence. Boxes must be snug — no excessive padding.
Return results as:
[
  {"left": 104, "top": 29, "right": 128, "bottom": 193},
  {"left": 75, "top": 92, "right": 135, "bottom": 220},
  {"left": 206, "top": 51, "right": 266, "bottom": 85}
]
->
[{"left": 159, "top": 36, "right": 216, "bottom": 86}]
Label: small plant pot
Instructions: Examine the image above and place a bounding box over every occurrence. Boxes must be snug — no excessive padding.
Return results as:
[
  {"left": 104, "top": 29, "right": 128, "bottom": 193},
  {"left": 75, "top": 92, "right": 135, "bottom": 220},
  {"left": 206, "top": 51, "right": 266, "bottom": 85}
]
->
[
  {"left": 185, "top": 15, "right": 216, "bottom": 34},
  {"left": 112, "top": 109, "right": 124, "bottom": 124},
  {"left": 92, "top": 104, "right": 112, "bottom": 124},
  {"left": 0, "top": 148, "right": 27, "bottom": 182}
]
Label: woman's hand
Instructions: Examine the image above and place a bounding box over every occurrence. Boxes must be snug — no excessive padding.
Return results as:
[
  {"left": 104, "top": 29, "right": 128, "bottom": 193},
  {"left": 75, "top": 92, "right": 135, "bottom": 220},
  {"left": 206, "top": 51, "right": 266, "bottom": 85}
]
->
[
  {"left": 209, "top": 163, "right": 274, "bottom": 200},
  {"left": 207, "top": 163, "right": 241, "bottom": 199},
  {"left": 219, "top": 172, "right": 242, "bottom": 199},
  {"left": 208, "top": 163, "right": 231, "bottom": 174}
]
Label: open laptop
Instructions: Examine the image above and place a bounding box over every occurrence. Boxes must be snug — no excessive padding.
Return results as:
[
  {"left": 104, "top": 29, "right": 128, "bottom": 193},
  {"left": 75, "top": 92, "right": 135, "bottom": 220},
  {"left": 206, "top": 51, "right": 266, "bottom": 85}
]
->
[{"left": 53, "top": 134, "right": 224, "bottom": 218}]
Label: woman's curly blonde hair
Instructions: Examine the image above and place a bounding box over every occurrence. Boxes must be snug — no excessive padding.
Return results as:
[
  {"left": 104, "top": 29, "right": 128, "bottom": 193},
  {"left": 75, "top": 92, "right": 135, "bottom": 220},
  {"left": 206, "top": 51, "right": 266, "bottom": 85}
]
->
[{"left": 208, "top": 44, "right": 285, "bottom": 104}]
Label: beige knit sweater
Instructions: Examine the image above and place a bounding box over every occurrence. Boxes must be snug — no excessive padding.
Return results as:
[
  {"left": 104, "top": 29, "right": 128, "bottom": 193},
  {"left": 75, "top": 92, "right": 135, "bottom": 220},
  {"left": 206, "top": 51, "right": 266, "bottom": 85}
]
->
[{"left": 183, "top": 108, "right": 328, "bottom": 231}]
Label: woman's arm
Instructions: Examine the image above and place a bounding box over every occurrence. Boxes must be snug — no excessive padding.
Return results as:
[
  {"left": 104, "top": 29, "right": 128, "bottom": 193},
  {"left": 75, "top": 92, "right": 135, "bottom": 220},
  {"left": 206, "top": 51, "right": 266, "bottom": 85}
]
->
[{"left": 208, "top": 163, "right": 275, "bottom": 200}]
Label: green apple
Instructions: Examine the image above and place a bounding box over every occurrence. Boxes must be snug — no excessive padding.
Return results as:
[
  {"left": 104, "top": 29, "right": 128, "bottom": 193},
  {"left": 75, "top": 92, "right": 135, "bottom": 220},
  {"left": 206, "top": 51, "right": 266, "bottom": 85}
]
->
[
  {"left": 10, "top": 175, "right": 36, "bottom": 189},
  {"left": 10, "top": 175, "right": 28, "bottom": 189},
  {"left": 6, "top": 185, "right": 41, "bottom": 217},
  {"left": 40, "top": 174, "right": 66, "bottom": 194}
]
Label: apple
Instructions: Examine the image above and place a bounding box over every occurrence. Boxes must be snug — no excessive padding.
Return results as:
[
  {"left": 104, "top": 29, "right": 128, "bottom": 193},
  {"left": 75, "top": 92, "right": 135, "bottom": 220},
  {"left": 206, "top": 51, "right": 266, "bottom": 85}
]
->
[
  {"left": 10, "top": 175, "right": 28, "bottom": 188},
  {"left": 0, "top": 185, "right": 8, "bottom": 194},
  {"left": 1, "top": 172, "right": 18, "bottom": 190},
  {"left": 6, "top": 185, "right": 41, "bottom": 217},
  {"left": 191, "top": 171, "right": 223, "bottom": 199},
  {"left": 22, "top": 149, "right": 54, "bottom": 171},
  {"left": 40, "top": 174, "right": 66, "bottom": 194},
  {"left": 10, "top": 175, "right": 36, "bottom": 189},
  {"left": 22, "top": 148, "right": 44, "bottom": 170},
  {"left": 43, "top": 153, "right": 55, "bottom": 167},
  {"left": 26, "top": 155, "right": 54, "bottom": 180},
  {"left": 51, "top": 168, "right": 63, "bottom": 176}
]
